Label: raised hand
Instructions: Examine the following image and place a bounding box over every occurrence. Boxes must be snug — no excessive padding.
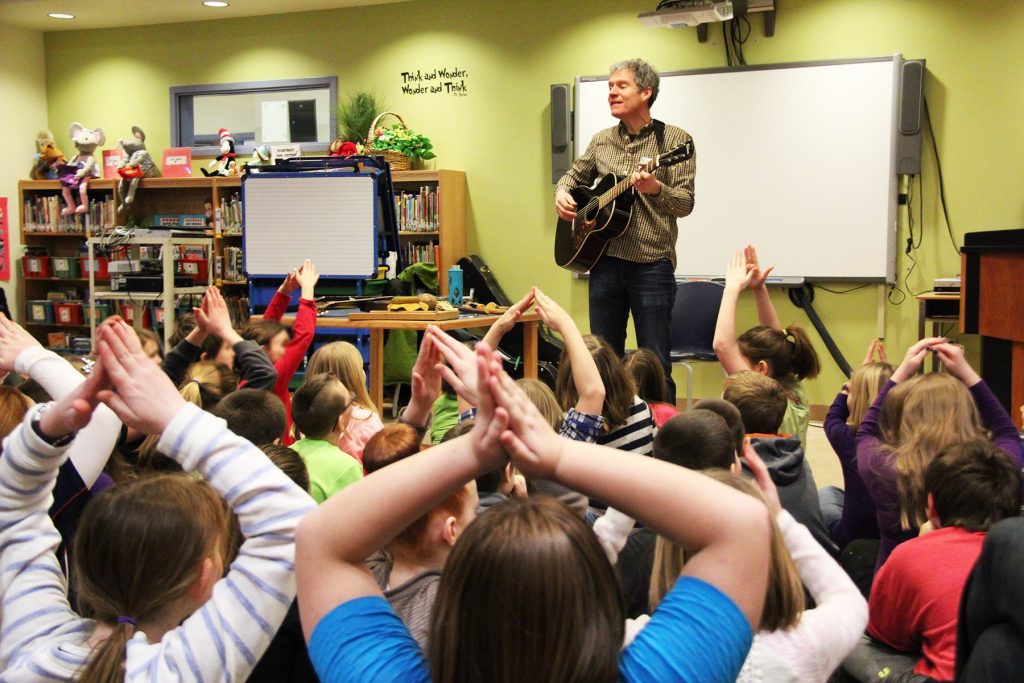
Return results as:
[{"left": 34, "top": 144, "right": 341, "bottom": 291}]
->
[
  {"left": 469, "top": 343, "right": 510, "bottom": 468},
  {"left": 482, "top": 288, "right": 535, "bottom": 347},
  {"left": 741, "top": 440, "right": 781, "bottom": 514},
  {"left": 403, "top": 330, "right": 444, "bottom": 425},
  {"left": 279, "top": 268, "right": 300, "bottom": 295},
  {"left": 933, "top": 342, "right": 982, "bottom": 386},
  {"left": 296, "top": 260, "right": 320, "bottom": 299},
  {"left": 481, "top": 347, "right": 565, "bottom": 480},
  {"left": 0, "top": 313, "right": 43, "bottom": 373},
  {"left": 196, "top": 286, "right": 241, "bottom": 343},
  {"left": 862, "top": 338, "right": 889, "bottom": 366},
  {"left": 891, "top": 336, "right": 945, "bottom": 383},
  {"left": 37, "top": 355, "right": 108, "bottom": 439},
  {"left": 95, "top": 320, "right": 186, "bottom": 434},
  {"left": 724, "top": 249, "right": 755, "bottom": 292},
  {"left": 533, "top": 287, "right": 574, "bottom": 335},
  {"left": 743, "top": 244, "right": 775, "bottom": 289},
  {"left": 428, "top": 325, "right": 482, "bottom": 406}
]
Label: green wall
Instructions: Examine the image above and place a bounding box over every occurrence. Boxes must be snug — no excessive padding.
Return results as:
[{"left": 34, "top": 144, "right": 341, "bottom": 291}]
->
[
  {"left": 1, "top": 21, "right": 47, "bottom": 310},
  {"left": 41, "top": 0, "right": 1024, "bottom": 406}
]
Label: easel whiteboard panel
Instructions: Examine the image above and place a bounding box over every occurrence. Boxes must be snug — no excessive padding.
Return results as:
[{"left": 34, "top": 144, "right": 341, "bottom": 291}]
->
[
  {"left": 574, "top": 57, "right": 901, "bottom": 281},
  {"left": 243, "top": 173, "right": 377, "bottom": 278}
]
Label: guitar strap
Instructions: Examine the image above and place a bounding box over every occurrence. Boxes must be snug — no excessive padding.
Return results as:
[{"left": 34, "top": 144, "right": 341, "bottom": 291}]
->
[{"left": 652, "top": 119, "right": 666, "bottom": 154}]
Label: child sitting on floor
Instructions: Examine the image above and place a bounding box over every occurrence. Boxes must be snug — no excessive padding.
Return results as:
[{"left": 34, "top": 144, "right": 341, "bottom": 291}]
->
[
  {"left": 289, "top": 373, "right": 362, "bottom": 503},
  {"left": 306, "top": 341, "right": 385, "bottom": 463}
]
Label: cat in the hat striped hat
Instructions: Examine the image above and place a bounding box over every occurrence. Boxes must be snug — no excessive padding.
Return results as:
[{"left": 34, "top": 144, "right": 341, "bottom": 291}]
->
[{"left": 201, "top": 127, "right": 237, "bottom": 176}]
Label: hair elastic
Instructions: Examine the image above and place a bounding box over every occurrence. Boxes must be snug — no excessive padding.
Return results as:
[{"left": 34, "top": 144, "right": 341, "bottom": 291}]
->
[
  {"left": 189, "top": 379, "right": 202, "bottom": 387},
  {"left": 116, "top": 616, "right": 138, "bottom": 626}
]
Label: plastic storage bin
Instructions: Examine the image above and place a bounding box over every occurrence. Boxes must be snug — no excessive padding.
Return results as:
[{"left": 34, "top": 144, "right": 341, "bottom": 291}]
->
[
  {"left": 179, "top": 258, "right": 208, "bottom": 284},
  {"left": 86, "top": 301, "right": 114, "bottom": 324},
  {"left": 80, "top": 255, "right": 110, "bottom": 280},
  {"left": 52, "top": 256, "right": 82, "bottom": 279},
  {"left": 23, "top": 255, "right": 52, "bottom": 278},
  {"left": 53, "top": 301, "right": 84, "bottom": 325},
  {"left": 27, "top": 300, "right": 54, "bottom": 323}
]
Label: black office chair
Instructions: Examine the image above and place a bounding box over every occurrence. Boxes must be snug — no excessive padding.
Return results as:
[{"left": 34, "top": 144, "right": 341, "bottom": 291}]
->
[{"left": 669, "top": 280, "right": 726, "bottom": 409}]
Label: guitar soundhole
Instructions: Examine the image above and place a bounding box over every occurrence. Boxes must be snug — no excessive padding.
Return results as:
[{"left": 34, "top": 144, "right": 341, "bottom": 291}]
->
[{"left": 573, "top": 199, "right": 600, "bottom": 248}]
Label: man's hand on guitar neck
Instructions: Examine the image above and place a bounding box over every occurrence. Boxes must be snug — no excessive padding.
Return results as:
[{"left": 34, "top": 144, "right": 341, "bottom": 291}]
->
[
  {"left": 630, "top": 169, "right": 662, "bottom": 196},
  {"left": 555, "top": 189, "right": 578, "bottom": 221}
]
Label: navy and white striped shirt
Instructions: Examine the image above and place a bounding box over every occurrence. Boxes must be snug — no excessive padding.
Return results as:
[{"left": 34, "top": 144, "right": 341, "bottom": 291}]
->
[{"left": 0, "top": 403, "right": 315, "bottom": 681}]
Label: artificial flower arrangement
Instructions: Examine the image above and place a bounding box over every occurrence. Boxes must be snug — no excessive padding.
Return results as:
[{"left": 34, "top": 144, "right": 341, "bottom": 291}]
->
[{"left": 369, "top": 122, "right": 436, "bottom": 161}]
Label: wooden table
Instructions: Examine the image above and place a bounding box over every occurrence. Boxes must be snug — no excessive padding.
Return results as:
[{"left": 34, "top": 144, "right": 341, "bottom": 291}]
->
[{"left": 260, "top": 310, "right": 541, "bottom": 411}]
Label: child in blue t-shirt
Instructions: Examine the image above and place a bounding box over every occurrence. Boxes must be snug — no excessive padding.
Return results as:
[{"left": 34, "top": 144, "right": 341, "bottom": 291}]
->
[{"left": 296, "top": 339, "right": 772, "bottom": 683}]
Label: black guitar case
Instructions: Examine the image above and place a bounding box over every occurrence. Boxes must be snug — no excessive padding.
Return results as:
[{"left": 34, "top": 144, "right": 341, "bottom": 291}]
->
[{"left": 456, "top": 255, "right": 563, "bottom": 388}]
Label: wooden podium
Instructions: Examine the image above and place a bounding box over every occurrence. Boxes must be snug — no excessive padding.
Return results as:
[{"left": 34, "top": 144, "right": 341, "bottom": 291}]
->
[{"left": 960, "top": 228, "right": 1024, "bottom": 428}]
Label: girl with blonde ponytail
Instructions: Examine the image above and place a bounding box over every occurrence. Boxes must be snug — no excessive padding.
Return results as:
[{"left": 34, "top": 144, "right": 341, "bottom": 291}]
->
[
  {"left": 713, "top": 245, "right": 821, "bottom": 449},
  {"left": 136, "top": 360, "right": 236, "bottom": 471}
]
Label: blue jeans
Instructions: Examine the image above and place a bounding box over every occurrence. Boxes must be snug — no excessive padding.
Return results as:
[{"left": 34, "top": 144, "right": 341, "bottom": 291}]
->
[
  {"left": 819, "top": 485, "right": 846, "bottom": 538},
  {"left": 588, "top": 256, "right": 677, "bottom": 401}
]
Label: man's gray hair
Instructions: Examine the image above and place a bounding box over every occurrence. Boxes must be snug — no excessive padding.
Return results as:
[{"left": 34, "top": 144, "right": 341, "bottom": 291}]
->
[{"left": 610, "top": 59, "right": 660, "bottom": 107}]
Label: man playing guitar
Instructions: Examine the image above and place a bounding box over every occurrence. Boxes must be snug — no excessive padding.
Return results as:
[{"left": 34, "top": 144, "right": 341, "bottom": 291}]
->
[{"left": 554, "top": 58, "right": 696, "bottom": 401}]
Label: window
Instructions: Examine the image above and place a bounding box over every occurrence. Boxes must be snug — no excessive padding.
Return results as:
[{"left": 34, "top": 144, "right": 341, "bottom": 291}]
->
[{"left": 170, "top": 76, "right": 338, "bottom": 156}]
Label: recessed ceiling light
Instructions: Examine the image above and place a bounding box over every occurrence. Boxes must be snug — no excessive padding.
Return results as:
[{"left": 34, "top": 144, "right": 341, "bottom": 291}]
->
[
  {"left": 203, "top": 1, "right": 230, "bottom": 7},
  {"left": 48, "top": 13, "right": 75, "bottom": 19}
]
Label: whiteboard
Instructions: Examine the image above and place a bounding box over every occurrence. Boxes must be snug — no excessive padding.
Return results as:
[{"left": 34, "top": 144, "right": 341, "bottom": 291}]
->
[
  {"left": 242, "top": 173, "right": 378, "bottom": 278},
  {"left": 574, "top": 56, "right": 902, "bottom": 281}
]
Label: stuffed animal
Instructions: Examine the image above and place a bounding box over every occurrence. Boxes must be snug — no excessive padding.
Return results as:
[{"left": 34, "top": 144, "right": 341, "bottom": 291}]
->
[
  {"left": 59, "top": 123, "right": 105, "bottom": 216},
  {"left": 329, "top": 139, "right": 359, "bottom": 156},
  {"left": 116, "top": 126, "right": 161, "bottom": 212},
  {"left": 241, "top": 145, "right": 271, "bottom": 175},
  {"left": 30, "top": 130, "right": 65, "bottom": 180},
  {"left": 200, "top": 128, "right": 237, "bottom": 177}
]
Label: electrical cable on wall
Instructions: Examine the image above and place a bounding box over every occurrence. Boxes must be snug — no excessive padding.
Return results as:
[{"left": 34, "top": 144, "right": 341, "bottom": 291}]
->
[{"left": 923, "top": 95, "right": 959, "bottom": 255}]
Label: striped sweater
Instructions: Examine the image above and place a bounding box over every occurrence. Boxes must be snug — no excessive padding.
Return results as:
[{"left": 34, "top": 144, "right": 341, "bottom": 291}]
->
[{"left": 0, "top": 402, "right": 315, "bottom": 682}]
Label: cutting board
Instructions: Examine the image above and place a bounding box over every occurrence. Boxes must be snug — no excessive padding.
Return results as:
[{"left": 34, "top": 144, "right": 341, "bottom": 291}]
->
[{"left": 346, "top": 310, "right": 460, "bottom": 322}]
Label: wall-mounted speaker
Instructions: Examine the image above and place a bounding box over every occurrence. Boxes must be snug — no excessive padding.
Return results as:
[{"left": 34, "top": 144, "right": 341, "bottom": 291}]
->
[
  {"left": 550, "top": 83, "right": 572, "bottom": 183},
  {"left": 896, "top": 59, "right": 925, "bottom": 175}
]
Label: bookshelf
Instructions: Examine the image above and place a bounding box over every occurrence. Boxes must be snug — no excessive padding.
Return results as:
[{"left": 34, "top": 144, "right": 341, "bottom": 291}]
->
[
  {"left": 16, "top": 169, "right": 467, "bottom": 350},
  {"left": 391, "top": 170, "right": 466, "bottom": 296}
]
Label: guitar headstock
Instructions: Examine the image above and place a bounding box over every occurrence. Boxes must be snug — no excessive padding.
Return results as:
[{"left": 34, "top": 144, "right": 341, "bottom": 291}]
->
[{"left": 656, "top": 140, "right": 695, "bottom": 168}]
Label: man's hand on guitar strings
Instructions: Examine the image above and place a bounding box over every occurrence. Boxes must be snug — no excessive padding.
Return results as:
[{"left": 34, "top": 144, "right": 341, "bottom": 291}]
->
[{"left": 555, "top": 189, "right": 578, "bottom": 221}]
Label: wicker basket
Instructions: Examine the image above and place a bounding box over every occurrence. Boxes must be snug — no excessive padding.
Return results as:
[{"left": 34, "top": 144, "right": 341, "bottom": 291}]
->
[{"left": 366, "top": 111, "right": 412, "bottom": 171}]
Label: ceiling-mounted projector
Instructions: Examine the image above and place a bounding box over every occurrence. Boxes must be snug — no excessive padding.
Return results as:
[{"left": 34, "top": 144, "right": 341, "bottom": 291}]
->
[{"left": 639, "top": 1, "right": 734, "bottom": 28}]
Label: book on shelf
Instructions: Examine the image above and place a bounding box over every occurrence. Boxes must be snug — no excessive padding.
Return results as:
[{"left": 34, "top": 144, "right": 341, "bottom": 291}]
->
[
  {"left": 23, "top": 195, "right": 115, "bottom": 234},
  {"left": 218, "top": 192, "right": 243, "bottom": 234},
  {"left": 405, "top": 240, "right": 437, "bottom": 265},
  {"left": 394, "top": 185, "right": 440, "bottom": 232},
  {"left": 223, "top": 246, "right": 244, "bottom": 281}
]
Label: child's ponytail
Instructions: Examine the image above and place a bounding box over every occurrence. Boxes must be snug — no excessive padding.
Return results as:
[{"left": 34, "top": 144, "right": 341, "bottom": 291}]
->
[
  {"left": 737, "top": 324, "right": 820, "bottom": 382},
  {"left": 77, "top": 620, "right": 135, "bottom": 683},
  {"left": 785, "top": 325, "right": 820, "bottom": 380}
]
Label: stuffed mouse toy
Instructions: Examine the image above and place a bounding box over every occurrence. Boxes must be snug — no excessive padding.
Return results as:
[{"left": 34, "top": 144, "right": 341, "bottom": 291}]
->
[
  {"left": 59, "top": 122, "right": 105, "bottom": 216},
  {"left": 117, "top": 125, "right": 161, "bottom": 212},
  {"left": 30, "top": 130, "right": 65, "bottom": 180}
]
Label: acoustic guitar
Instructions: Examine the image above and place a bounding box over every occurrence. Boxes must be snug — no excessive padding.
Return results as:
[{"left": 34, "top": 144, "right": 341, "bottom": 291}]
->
[{"left": 553, "top": 140, "right": 694, "bottom": 273}]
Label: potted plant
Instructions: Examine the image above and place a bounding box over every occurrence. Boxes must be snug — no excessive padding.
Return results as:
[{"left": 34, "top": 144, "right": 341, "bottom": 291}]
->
[{"left": 338, "top": 92, "right": 382, "bottom": 146}]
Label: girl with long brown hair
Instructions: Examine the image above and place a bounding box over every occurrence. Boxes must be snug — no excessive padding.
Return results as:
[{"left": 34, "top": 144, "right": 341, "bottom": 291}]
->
[
  {"left": 713, "top": 245, "right": 821, "bottom": 449},
  {"left": 297, "top": 341, "right": 772, "bottom": 683},
  {"left": 0, "top": 320, "right": 314, "bottom": 681},
  {"left": 856, "top": 337, "right": 1022, "bottom": 567}
]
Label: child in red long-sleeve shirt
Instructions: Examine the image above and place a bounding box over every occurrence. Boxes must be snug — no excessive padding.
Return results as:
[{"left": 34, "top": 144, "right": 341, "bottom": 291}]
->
[{"left": 244, "top": 259, "right": 319, "bottom": 444}]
